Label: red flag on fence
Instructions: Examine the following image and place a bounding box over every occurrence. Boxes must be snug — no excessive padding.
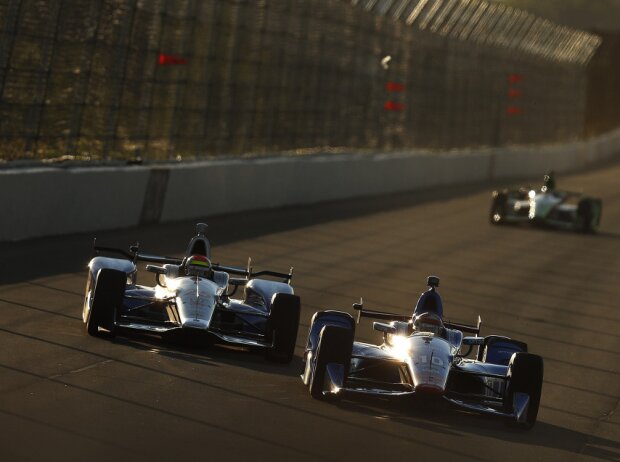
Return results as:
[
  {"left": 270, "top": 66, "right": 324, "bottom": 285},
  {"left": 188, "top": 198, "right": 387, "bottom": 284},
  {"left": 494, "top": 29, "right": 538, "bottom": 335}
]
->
[
  {"left": 384, "top": 100, "right": 405, "bottom": 111},
  {"left": 508, "top": 73, "right": 523, "bottom": 84},
  {"left": 385, "top": 81, "right": 405, "bottom": 92},
  {"left": 158, "top": 53, "right": 187, "bottom": 66},
  {"left": 506, "top": 105, "right": 522, "bottom": 115}
]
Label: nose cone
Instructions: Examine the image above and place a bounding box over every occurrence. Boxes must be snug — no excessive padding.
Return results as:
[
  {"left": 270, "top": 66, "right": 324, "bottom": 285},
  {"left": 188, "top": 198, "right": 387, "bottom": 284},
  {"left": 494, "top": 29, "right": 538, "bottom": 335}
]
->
[
  {"left": 409, "top": 335, "right": 451, "bottom": 396},
  {"left": 174, "top": 278, "right": 218, "bottom": 330}
]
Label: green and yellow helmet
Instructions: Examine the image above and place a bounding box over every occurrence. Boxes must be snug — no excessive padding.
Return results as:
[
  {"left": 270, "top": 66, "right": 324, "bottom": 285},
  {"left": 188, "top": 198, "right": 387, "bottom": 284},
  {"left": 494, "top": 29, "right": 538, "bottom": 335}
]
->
[{"left": 185, "top": 254, "right": 212, "bottom": 276}]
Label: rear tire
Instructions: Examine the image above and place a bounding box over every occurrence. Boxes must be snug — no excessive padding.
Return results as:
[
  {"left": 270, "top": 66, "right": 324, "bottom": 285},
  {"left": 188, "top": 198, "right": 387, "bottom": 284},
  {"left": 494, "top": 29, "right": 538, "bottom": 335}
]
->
[
  {"left": 577, "top": 198, "right": 601, "bottom": 233},
  {"left": 86, "top": 269, "right": 126, "bottom": 338},
  {"left": 490, "top": 191, "right": 508, "bottom": 225},
  {"left": 505, "top": 353, "right": 544, "bottom": 429},
  {"left": 309, "top": 326, "right": 354, "bottom": 399},
  {"left": 264, "top": 293, "right": 301, "bottom": 364}
]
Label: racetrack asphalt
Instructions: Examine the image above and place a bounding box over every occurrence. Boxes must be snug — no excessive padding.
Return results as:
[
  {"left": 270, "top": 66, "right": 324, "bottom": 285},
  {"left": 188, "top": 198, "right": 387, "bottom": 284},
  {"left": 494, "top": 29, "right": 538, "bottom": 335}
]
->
[{"left": 0, "top": 164, "right": 619, "bottom": 462}]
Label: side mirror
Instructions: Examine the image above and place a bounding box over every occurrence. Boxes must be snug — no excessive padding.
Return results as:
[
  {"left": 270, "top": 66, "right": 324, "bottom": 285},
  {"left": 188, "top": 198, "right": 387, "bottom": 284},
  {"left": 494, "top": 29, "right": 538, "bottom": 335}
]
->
[
  {"left": 146, "top": 264, "right": 165, "bottom": 275},
  {"left": 164, "top": 264, "right": 179, "bottom": 278},
  {"left": 352, "top": 302, "right": 363, "bottom": 311}
]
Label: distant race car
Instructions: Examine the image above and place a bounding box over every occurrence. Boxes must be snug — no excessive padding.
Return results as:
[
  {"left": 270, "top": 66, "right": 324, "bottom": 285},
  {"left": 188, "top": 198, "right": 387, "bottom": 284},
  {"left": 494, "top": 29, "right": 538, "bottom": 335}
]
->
[
  {"left": 301, "top": 276, "right": 544, "bottom": 429},
  {"left": 490, "top": 172, "right": 602, "bottom": 233},
  {"left": 83, "top": 223, "right": 300, "bottom": 363}
]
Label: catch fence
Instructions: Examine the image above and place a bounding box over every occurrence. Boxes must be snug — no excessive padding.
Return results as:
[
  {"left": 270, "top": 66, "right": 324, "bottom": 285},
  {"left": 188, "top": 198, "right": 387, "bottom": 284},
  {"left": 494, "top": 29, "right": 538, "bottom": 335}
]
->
[{"left": 0, "top": 0, "right": 602, "bottom": 161}]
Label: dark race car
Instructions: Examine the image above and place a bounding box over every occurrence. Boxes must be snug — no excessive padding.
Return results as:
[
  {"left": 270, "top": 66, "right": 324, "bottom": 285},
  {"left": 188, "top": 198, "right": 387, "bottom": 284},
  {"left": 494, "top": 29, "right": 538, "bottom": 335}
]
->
[
  {"left": 301, "top": 276, "right": 544, "bottom": 429},
  {"left": 490, "top": 172, "right": 602, "bottom": 233},
  {"left": 83, "top": 223, "right": 300, "bottom": 363}
]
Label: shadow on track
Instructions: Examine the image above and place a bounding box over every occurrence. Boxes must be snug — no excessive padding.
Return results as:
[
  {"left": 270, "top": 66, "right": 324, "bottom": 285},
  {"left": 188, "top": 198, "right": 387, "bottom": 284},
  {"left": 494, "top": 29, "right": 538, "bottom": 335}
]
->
[
  {"left": 0, "top": 180, "right": 505, "bottom": 285},
  {"left": 111, "top": 332, "right": 305, "bottom": 378},
  {"left": 0, "top": 324, "right": 305, "bottom": 401},
  {"left": 3, "top": 319, "right": 618, "bottom": 461},
  {"left": 596, "top": 231, "right": 620, "bottom": 241},
  {"left": 333, "top": 398, "right": 620, "bottom": 461}
]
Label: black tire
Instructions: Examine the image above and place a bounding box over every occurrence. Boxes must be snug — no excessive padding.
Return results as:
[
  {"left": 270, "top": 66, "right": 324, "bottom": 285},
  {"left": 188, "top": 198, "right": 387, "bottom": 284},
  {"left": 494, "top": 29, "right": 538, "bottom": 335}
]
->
[
  {"left": 309, "top": 325, "right": 354, "bottom": 399},
  {"left": 577, "top": 199, "right": 593, "bottom": 233},
  {"left": 490, "top": 191, "right": 508, "bottom": 225},
  {"left": 305, "top": 310, "right": 355, "bottom": 352},
  {"left": 86, "top": 269, "right": 126, "bottom": 338},
  {"left": 577, "top": 198, "right": 601, "bottom": 233},
  {"left": 504, "top": 353, "right": 544, "bottom": 429},
  {"left": 264, "top": 293, "right": 301, "bottom": 363},
  {"left": 82, "top": 271, "right": 94, "bottom": 324}
]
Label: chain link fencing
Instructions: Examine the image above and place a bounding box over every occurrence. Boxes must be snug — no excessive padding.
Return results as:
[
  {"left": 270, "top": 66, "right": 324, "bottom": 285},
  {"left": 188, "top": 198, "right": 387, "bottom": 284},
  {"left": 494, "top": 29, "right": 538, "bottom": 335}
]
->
[{"left": 0, "top": 0, "right": 604, "bottom": 162}]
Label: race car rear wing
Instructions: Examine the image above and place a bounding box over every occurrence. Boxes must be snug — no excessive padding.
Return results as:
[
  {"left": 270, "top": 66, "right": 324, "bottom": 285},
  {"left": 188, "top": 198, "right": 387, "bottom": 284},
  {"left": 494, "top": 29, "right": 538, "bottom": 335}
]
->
[
  {"left": 353, "top": 303, "right": 409, "bottom": 323},
  {"left": 444, "top": 318, "right": 482, "bottom": 335},
  {"left": 353, "top": 300, "right": 407, "bottom": 324},
  {"left": 94, "top": 243, "right": 183, "bottom": 264},
  {"left": 93, "top": 243, "right": 293, "bottom": 283},
  {"left": 353, "top": 300, "right": 481, "bottom": 335}
]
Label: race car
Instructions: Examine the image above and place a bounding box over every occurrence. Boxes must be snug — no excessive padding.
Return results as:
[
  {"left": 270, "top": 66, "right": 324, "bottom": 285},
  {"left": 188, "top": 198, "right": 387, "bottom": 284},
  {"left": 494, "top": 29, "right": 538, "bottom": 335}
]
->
[
  {"left": 490, "top": 172, "right": 602, "bottom": 233},
  {"left": 301, "top": 276, "right": 544, "bottom": 429},
  {"left": 83, "top": 223, "right": 300, "bottom": 363}
]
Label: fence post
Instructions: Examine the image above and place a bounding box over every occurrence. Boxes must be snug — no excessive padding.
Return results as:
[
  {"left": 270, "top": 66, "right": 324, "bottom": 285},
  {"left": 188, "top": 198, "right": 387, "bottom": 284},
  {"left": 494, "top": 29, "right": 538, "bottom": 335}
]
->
[
  {"left": 27, "top": 0, "right": 63, "bottom": 156},
  {"left": 102, "top": 0, "right": 138, "bottom": 160},
  {"left": 66, "top": 0, "right": 104, "bottom": 155},
  {"left": 142, "top": 0, "right": 168, "bottom": 159},
  {"left": 219, "top": 0, "right": 242, "bottom": 155},
  {"left": 0, "top": 0, "right": 22, "bottom": 107},
  {"left": 166, "top": 0, "right": 196, "bottom": 160}
]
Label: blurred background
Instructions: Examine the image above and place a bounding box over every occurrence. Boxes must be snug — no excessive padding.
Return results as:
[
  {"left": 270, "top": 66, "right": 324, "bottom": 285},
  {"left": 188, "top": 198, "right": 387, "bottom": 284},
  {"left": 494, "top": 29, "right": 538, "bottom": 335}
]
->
[{"left": 0, "top": 0, "right": 618, "bottom": 163}]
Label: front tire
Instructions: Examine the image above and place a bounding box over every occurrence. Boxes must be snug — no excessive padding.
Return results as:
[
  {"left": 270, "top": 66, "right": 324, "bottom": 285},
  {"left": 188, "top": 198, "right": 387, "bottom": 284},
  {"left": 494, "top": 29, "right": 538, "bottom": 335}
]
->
[
  {"left": 490, "top": 191, "right": 508, "bottom": 225},
  {"left": 85, "top": 269, "right": 126, "bottom": 338},
  {"left": 264, "top": 293, "right": 301, "bottom": 364},
  {"left": 82, "top": 271, "right": 94, "bottom": 324},
  {"left": 309, "top": 326, "right": 354, "bottom": 399},
  {"left": 505, "top": 353, "right": 544, "bottom": 429},
  {"left": 477, "top": 335, "right": 528, "bottom": 366}
]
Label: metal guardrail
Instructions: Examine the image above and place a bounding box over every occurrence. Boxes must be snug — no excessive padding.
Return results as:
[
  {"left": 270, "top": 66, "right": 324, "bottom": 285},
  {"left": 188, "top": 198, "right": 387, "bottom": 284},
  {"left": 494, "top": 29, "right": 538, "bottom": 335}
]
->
[{"left": 0, "top": 0, "right": 603, "bottom": 163}]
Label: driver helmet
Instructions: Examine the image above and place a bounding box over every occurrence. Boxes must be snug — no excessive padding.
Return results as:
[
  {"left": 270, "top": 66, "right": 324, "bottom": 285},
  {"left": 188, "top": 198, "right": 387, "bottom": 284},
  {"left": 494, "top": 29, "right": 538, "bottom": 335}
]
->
[
  {"left": 542, "top": 171, "right": 555, "bottom": 193},
  {"left": 185, "top": 254, "right": 212, "bottom": 277},
  {"left": 413, "top": 312, "right": 444, "bottom": 336}
]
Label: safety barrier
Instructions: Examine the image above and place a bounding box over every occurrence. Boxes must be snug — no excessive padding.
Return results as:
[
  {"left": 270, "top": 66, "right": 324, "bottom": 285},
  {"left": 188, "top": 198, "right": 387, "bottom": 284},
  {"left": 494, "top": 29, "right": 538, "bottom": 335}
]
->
[{"left": 1, "top": 128, "right": 619, "bottom": 242}]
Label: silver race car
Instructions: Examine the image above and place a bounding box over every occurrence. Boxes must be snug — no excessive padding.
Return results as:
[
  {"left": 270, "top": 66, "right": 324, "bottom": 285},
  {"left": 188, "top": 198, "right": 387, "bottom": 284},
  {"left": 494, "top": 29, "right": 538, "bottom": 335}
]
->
[
  {"left": 83, "top": 223, "right": 300, "bottom": 363},
  {"left": 490, "top": 172, "right": 602, "bottom": 232},
  {"left": 301, "top": 276, "right": 544, "bottom": 429}
]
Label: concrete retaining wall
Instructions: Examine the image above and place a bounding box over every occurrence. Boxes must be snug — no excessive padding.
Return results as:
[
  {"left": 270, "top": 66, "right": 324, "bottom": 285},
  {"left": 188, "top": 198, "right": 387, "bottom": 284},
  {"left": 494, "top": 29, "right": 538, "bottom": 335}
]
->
[
  {"left": 1, "top": 128, "right": 619, "bottom": 242},
  {"left": 0, "top": 167, "right": 150, "bottom": 242},
  {"left": 159, "top": 151, "right": 491, "bottom": 222}
]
